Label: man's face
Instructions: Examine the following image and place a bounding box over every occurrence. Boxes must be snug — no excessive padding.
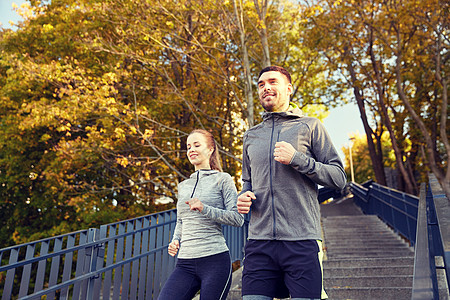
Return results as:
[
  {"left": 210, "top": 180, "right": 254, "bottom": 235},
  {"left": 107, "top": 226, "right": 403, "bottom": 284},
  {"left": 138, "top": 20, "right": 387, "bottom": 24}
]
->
[{"left": 257, "top": 71, "right": 293, "bottom": 112}]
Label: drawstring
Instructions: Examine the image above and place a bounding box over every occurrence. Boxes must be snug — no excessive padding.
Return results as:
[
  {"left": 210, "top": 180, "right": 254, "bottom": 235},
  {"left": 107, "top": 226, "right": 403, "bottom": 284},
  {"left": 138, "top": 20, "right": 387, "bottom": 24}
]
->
[{"left": 190, "top": 171, "right": 200, "bottom": 198}]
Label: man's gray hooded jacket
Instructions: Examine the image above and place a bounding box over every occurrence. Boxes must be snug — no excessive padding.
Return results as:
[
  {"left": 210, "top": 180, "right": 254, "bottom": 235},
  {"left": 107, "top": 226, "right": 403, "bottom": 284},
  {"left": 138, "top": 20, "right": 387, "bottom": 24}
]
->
[{"left": 241, "top": 106, "right": 346, "bottom": 241}]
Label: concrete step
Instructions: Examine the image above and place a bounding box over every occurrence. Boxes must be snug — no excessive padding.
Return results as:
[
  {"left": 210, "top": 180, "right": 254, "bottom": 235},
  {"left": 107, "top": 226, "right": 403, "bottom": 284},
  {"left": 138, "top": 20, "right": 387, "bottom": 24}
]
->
[
  {"left": 322, "top": 214, "right": 415, "bottom": 299},
  {"left": 325, "top": 243, "right": 412, "bottom": 250},
  {"left": 326, "top": 250, "right": 413, "bottom": 259},
  {"left": 226, "top": 287, "right": 241, "bottom": 300},
  {"left": 325, "top": 275, "right": 413, "bottom": 287},
  {"left": 324, "top": 230, "right": 403, "bottom": 236},
  {"left": 325, "top": 286, "right": 412, "bottom": 299},
  {"left": 324, "top": 265, "right": 413, "bottom": 277},
  {"left": 325, "top": 242, "right": 410, "bottom": 249},
  {"left": 325, "top": 248, "right": 413, "bottom": 256},
  {"left": 323, "top": 256, "right": 414, "bottom": 268},
  {"left": 324, "top": 238, "right": 408, "bottom": 244}
]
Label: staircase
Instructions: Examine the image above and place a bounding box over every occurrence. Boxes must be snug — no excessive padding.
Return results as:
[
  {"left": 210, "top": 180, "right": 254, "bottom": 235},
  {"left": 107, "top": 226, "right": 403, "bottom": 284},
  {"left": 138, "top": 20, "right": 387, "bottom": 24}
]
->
[
  {"left": 226, "top": 196, "right": 415, "bottom": 300},
  {"left": 322, "top": 215, "right": 414, "bottom": 299},
  {"left": 320, "top": 196, "right": 415, "bottom": 299}
]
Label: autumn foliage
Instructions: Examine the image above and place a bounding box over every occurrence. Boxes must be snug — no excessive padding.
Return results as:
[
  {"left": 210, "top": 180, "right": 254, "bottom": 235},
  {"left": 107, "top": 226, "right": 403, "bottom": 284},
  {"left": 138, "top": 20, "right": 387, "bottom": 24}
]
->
[{"left": 0, "top": 0, "right": 448, "bottom": 247}]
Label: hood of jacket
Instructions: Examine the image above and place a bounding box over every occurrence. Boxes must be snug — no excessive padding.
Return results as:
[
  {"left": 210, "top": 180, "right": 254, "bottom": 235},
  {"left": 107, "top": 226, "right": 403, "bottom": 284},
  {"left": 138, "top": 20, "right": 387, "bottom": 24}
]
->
[
  {"left": 189, "top": 169, "right": 219, "bottom": 179},
  {"left": 261, "top": 103, "right": 303, "bottom": 122}
]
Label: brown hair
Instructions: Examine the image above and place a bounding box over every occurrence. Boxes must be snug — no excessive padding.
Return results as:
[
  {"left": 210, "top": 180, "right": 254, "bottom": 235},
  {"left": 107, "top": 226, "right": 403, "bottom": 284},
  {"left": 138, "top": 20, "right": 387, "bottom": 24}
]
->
[
  {"left": 188, "top": 129, "right": 222, "bottom": 172},
  {"left": 258, "top": 65, "right": 292, "bottom": 83}
]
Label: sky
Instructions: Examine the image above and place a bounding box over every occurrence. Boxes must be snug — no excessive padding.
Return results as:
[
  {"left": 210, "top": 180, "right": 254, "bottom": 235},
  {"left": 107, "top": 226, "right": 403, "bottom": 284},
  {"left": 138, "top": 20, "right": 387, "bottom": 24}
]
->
[
  {"left": 0, "top": 0, "right": 365, "bottom": 165},
  {"left": 322, "top": 103, "right": 364, "bottom": 164},
  {"left": 0, "top": 0, "right": 26, "bottom": 30}
]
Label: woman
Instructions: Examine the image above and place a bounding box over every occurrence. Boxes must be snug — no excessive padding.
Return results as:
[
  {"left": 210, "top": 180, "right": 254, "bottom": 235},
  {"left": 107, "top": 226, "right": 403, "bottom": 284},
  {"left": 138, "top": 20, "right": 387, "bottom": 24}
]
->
[{"left": 158, "top": 129, "right": 244, "bottom": 300}]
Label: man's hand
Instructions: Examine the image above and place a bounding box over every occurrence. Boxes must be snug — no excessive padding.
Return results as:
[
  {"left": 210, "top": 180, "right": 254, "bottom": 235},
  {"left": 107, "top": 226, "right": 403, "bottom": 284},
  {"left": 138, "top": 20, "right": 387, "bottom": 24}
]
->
[
  {"left": 237, "top": 191, "right": 256, "bottom": 214},
  {"left": 274, "top": 141, "right": 296, "bottom": 165},
  {"left": 185, "top": 198, "right": 204, "bottom": 212},
  {"left": 168, "top": 240, "right": 180, "bottom": 257}
]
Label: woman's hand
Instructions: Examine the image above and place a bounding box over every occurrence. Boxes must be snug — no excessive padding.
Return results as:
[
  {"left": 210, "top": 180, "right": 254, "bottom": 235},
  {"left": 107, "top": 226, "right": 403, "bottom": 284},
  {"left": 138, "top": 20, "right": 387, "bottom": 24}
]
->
[
  {"left": 168, "top": 240, "right": 180, "bottom": 257},
  {"left": 185, "top": 198, "right": 204, "bottom": 212}
]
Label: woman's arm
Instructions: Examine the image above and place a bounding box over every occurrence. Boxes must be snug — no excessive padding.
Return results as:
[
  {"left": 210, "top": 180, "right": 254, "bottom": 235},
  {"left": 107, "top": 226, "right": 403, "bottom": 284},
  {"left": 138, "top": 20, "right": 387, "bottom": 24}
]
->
[{"left": 201, "top": 174, "right": 244, "bottom": 227}]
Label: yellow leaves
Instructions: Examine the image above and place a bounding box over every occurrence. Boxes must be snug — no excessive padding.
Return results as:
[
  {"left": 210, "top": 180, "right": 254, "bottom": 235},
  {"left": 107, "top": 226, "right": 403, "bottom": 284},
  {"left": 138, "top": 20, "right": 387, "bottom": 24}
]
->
[
  {"left": 116, "top": 156, "right": 129, "bottom": 167},
  {"left": 12, "top": 231, "right": 21, "bottom": 244},
  {"left": 40, "top": 133, "right": 51, "bottom": 142},
  {"left": 166, "top": 21, "right": 174, "bottom": 29},
  {"left": 314, "top": 5, "right": 324, "bottom": 14},
  {"left": 143, "top": 128, "right": 154, "bottom": 140},
  {"left": 42, "top": 23, "right": 54, "bottom": 32},
  {"left": 332, "top": 0, "right": 343, "bottom": 7},
  {"left": 57, "top": 122, "right": 72, "bottom": 133},
  {"left": 67, "top": 195, "right": 84, "bottom": 208},
  {"left": 106, "top": 97, "right": 116, "bottom": 105},
  {"left": 114, "top": 127, "right": 125, "bottom": 139},
  {"left": 103, "top": 72, "right": 118, "bottom": 83},
  {"left": 13, "top": 1, "right": 36, "bottom": 20}
]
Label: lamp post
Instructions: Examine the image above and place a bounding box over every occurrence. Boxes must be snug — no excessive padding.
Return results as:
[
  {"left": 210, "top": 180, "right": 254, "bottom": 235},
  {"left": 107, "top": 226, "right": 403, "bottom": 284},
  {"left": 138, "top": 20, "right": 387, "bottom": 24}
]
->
[{"left": 349, "top": 138, "right": 355, "bottom": 182}]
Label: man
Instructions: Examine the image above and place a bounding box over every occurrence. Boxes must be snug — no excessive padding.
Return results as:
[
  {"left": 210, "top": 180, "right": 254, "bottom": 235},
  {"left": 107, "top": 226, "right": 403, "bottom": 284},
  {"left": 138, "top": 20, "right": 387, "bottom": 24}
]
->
[{"left": 237, "top": 66, "right": 346, "bottom": 300}]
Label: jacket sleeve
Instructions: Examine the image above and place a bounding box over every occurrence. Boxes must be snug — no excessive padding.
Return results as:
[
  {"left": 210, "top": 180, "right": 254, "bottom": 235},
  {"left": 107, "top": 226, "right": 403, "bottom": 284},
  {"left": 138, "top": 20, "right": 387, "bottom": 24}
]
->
[
  {"left": 172, "top": 218, "right": 182, "bottom": 242},
  {"left": 201, "top": 174, "right": 244, "bottom": 227},
  {"left": 239, "top": 133, "right": 253, "bottom": 196},
  {"left": 172, "top": 190, "right": 183, "bottom": 242},
  {"left": 289, "top": 120, "right": 347, "bottom": 189}
]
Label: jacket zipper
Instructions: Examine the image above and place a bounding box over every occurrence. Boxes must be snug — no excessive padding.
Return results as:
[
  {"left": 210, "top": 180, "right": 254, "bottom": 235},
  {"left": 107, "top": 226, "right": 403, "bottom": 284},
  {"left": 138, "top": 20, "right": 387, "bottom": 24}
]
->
[
  {"left": 269, "top": 116, "right": 276, "bottom": 238},
  {"left": 190, "top": 171, "right": 200, "bottom": 198}
]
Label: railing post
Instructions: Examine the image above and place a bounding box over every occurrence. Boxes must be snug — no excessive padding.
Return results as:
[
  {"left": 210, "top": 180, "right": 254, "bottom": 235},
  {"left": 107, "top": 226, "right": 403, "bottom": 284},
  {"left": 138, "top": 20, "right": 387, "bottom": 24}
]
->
[{"left": 86, "top": 228, "right": 103, "bottom": 300}]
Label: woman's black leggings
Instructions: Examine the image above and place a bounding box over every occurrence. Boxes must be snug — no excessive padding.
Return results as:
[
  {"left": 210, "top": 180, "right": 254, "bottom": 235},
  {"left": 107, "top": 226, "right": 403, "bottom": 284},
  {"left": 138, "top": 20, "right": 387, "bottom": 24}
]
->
[{"left": 157, "top": 251, "right": 232, "bottom": 300}]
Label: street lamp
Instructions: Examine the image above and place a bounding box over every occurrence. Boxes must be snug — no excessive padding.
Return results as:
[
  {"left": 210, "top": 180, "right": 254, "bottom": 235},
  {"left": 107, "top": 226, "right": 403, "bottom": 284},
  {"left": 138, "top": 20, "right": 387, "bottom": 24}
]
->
[{"left": 349, "top": 137, "right": 355, "bottom": 182}]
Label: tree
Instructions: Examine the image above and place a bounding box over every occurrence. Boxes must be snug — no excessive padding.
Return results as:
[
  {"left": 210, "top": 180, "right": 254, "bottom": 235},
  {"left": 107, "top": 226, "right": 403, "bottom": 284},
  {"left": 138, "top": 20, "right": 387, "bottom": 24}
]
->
[
  {"left": 343, "top": 132, "right": 396, "bottom": 184},
  {"left": 1, "top": 0, "right": 337, "bottom": 246},
  {"left": 303, "top": 0, "right": 449, "bottom": 197}
]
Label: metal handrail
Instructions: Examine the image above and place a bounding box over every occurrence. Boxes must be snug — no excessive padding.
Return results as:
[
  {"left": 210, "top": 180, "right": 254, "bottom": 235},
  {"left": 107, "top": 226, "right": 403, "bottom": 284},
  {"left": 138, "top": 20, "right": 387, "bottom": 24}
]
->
[
  {"left": 350, "top": 180, "right": 418, "bottom": 245},
  {"left": 411, "top": 175, "right": 450, "bottom": 299},
  {"left": 0, "top": 209, "right": 246, "bottom": 299},
  {"left": 4, "top": 181, "right": 447, "bottom": 299},
  {"left": 349, "top": 175, "right": 450, "bottom": 299},
  {"left": 411, "top": 183, "right": 435, "bottom": 299}
]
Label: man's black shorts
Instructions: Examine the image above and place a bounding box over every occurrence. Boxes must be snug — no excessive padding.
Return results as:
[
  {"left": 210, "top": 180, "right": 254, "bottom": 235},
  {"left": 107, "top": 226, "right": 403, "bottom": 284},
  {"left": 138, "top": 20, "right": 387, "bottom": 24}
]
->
[{"left": 242, "top": 239, "right": 324, "bottom": 299}]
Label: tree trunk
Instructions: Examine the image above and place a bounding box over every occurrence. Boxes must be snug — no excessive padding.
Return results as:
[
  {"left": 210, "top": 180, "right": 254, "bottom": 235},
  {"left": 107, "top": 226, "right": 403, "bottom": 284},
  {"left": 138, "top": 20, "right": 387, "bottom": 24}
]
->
[
  {"left": 394, "top": 26, "right": 450, "bottom": 198},
  {"left": 368, "top": 31, "right": 417, "bottom": 194},
  {"left": 345, "top": 48, "right": 387, "bottom": 185},
  {"left": 233, "top": 0, "right": 254, "bottom": 127},
  {"left": 253, "top": 0, "right": 271, "bottom": 67}
]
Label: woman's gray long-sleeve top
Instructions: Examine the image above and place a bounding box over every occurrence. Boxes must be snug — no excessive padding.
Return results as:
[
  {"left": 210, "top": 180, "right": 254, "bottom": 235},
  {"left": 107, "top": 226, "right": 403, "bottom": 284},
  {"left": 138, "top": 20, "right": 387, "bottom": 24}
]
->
[{"left": 172, "top": 169, "right": 244, "bottom": 259}]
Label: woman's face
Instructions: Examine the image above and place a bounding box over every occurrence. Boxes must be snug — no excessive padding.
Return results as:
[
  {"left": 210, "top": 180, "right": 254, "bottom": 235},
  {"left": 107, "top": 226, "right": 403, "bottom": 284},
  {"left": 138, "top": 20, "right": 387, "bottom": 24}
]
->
[{"left": 186, "top": 132, "right": 213, "bottom": 170}]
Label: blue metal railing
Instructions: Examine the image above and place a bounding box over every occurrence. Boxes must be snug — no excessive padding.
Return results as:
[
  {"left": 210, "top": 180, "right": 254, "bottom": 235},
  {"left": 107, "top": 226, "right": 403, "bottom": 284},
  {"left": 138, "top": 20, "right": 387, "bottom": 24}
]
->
[
  {"left": 349, "top": 175, "right": 450, "bottom": 299},
  {"left": 350, "top": 180, "right": 418, "bottom": 245},
  {"left": 0, "top": 187, "right": 338, "bottom": 299},
  {"left": 411, "top": 176, "right": 450, "bottom": 299},
  {"left": 3, "top": 181, "right": 447, "bottom": 299},
  {"left": 0, "top": 209, "right": 247, "bottom": 299},
  {"left": 0, "top": 210, "right": 177, "bottom": 299}
]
